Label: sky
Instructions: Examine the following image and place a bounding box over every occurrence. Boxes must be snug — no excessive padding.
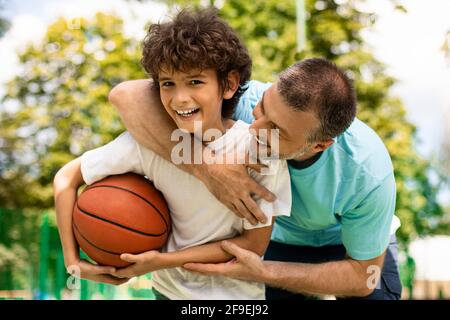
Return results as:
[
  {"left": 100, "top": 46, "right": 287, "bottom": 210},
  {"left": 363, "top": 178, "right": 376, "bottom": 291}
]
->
[
  {"left": 0, "top": 0, "right": 449, "bottom": 200},
  {"left": 363, "top": 0, "right": 450, "bottom": 158}
]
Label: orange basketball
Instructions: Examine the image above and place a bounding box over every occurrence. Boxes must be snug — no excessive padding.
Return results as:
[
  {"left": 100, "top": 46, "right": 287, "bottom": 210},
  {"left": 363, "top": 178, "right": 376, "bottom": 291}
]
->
[{"left": 73, "top": 173, "right": 171, "bottom": 267}]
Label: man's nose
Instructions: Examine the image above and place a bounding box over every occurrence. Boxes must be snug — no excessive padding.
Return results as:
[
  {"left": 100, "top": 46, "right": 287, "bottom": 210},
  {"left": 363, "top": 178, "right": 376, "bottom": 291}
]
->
[{"left": 250, "top": 116, "right": 269, "bottom": 132}]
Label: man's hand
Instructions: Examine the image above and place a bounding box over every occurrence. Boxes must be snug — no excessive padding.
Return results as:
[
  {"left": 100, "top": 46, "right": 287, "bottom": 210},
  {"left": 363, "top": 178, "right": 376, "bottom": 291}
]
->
[
  {"left": 112, "top": 250, "right": 162, "bottom": 279},
  {"left": 67, "top": 259, "right": 129, "bottom": 286},
  {"left": 183, "top": 240, "right": 271, "bottom": 282},
  {"left": 197, "top": 163, "right": 276, "bottom": 225}
]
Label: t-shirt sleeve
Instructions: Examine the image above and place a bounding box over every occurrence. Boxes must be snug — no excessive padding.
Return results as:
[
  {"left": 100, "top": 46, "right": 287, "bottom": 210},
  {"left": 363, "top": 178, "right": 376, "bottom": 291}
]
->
[
  {"left": 233, "top": 80, "right": 272, "bottom": 124},
  {"left": 340, "top": 173, "right": 397, "bottom": 260},
  {"left": 80, "top": 131, "right": 146, "bottom": 185},
  {"left": 243, "top": 160, "right": 292, "bottom": 230}
]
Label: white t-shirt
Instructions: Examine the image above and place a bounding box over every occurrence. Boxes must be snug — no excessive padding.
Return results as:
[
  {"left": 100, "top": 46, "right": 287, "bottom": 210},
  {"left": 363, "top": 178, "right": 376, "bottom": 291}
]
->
[{"left": 80, "top": 120, "right": 292, "bottom": 300}]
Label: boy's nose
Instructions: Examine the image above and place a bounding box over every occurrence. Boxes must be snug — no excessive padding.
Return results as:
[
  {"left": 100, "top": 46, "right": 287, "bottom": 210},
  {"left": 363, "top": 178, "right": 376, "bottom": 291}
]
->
[{"left": 173, "top": 89, "right": 191, "bottom": 106}]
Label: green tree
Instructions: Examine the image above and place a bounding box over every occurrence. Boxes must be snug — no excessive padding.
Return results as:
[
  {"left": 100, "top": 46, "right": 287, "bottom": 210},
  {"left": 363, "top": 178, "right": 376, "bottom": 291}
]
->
[
  {"left": 166, "top": 0, "right": 444, "bottom": 245},
  {"left": 0, "top": 13, "right": 145, "bottom": 209},
  {"left": 0, "top": 13, "right": 145, "bottom": 295}
]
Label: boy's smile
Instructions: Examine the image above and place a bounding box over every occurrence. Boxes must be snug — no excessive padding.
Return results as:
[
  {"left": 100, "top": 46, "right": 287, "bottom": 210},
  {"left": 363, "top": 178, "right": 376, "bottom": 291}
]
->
[{"left": 174, "top": 107, "right": 200, "bottom": 119}]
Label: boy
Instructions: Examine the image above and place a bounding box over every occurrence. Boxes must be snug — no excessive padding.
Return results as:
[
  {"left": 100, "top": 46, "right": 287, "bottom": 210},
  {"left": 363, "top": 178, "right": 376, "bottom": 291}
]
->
[{"left": 53, "top": 8, "right": 291, "bottom": 299}]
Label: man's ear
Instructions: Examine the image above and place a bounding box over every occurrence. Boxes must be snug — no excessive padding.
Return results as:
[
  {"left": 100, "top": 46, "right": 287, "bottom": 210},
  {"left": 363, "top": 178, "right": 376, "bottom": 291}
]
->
[
  {"left": 223, "top": 70, "right": 240, "bottom": 100},
  {"left": 312, "top": 139, "right": 334, "bottom": 153}
]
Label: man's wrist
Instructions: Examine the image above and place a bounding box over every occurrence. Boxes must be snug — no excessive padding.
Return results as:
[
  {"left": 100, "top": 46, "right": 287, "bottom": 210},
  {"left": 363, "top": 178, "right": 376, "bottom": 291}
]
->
[
  {"left": 261, "top": 261, "right": 278, "bottom": 284},
  {"left": 190, "top": 161, "right": 209, "bottom": 182}
]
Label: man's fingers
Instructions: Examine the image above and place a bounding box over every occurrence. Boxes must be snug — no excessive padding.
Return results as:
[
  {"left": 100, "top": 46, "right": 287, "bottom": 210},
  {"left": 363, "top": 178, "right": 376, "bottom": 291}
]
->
[
  {"left": 221, "top": 240, "right": 247, "bottom": 259},
  {"left": 183, "top": 262, "right": 225, "bottom": 275},
  {"left": 242, "top": 195, "right": 267, "bottom": 224},
  {"left": 233, "top": 200, "right": 258, "bottom": 225},
  {"left": 248, "top": 179, "right": 276, "bottom": 203},
  {"left": 246, "top": 163, "right": 265, "bottom": 173},
  {"left": 229, "top": 203, "right": 244, "bottom": 219}
]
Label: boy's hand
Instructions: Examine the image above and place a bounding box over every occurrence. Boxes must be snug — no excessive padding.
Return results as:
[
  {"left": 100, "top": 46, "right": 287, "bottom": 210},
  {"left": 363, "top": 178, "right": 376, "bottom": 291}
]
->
[
  {"left": 112, "top": 250, "right": 162, "bottom": 279},
  {"left": 67, "top": 259, "right": 129, "bottom": 286}
]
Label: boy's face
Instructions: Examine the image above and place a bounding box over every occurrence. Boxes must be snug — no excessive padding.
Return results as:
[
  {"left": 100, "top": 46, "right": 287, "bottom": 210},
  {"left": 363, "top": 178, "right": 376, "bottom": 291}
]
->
[{"left": 158, "top": 68, "right": 226, "bottom": 136}]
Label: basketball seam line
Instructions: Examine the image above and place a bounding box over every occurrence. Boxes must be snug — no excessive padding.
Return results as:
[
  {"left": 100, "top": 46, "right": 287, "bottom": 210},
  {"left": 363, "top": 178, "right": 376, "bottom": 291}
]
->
[
  {"left": 76, "top": 203, "right": 167, "bottom": 237},
  {"left": 73, "top": 221, "right": 122, "bottom": 256},
  {"left": 84, "top": 184, "right": 170, "bottom": 231}
]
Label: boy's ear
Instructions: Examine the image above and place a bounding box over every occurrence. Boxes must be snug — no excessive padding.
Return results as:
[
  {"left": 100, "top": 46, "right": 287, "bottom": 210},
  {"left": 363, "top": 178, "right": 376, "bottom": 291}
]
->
[{"left": 223, "top": 70, "right": 240, "bottom": 100}]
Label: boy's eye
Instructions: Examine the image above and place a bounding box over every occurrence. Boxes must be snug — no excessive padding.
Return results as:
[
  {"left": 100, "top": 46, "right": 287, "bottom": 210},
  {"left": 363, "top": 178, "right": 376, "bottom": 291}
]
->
[
  {"left": 161, "top": 81, "right": 174, "bottom": 87},
  {"left": 190, "top": 80, "right": 203, "bottom": 85}
]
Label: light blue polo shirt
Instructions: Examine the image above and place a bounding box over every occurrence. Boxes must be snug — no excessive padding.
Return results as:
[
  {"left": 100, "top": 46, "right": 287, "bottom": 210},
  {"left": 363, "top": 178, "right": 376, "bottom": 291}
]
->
[{"left": 233, "top": 80, "right": 399, "bottom": 260}]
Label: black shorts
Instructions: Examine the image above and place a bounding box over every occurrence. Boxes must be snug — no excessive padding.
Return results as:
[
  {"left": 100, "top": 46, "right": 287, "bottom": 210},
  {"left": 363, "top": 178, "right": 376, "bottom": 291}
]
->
[{"left": 264, "top": 236, "right": 403, "bottom": 300}]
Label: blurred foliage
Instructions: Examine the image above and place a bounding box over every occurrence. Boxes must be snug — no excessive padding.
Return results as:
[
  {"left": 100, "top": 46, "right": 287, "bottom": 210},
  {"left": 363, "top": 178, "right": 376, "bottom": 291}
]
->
[
  {"left": 165, "top": 0, "right": 446, "bottom": 243},
  {"left": 0, "top": 13, "right": 145, "bottom": 209},
  {"left": 0, "top": 13, "right": 145, "bottom": 295},
  {"left": 0, "top": 208, "right": 41, "bottom": 291}
]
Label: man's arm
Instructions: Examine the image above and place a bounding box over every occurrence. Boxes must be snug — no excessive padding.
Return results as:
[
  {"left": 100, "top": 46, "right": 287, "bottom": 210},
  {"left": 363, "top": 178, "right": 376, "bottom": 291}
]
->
[
  {"left": 112, "top": 224, "right": 273, "bottom": 279},
  {"left": 109, "top": 80, "right": 276, "bottom": 224},
  {"left": 263, "top": 252, "right": 385, "bottom": 297},
  {"left": 184, "top": 241, "right": 386, "bottom": 298},
  {"left": 108, "top": 80, "right": 177, "bottom": 164}
]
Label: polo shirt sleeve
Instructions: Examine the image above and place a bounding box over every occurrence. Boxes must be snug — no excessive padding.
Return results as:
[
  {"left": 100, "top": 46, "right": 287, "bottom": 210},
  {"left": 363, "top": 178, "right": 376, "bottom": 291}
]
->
[
  {"left": 233, "top": 80, "right": 272, "bottom": 124},
  {"left": 340, "top": 173, "right": 397, "bottom": 260}
]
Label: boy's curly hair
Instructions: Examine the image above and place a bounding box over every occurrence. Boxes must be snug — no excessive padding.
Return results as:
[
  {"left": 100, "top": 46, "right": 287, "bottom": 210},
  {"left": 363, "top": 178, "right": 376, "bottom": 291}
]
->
[{"left": 141, "top": 8, "right": 252, "bottom": 119}]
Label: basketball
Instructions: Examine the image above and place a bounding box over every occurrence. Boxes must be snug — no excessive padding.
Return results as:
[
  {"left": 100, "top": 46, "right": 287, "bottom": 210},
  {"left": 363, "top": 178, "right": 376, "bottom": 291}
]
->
[{"left": 73, "top": 173, "right": 171, "bottom": 267}]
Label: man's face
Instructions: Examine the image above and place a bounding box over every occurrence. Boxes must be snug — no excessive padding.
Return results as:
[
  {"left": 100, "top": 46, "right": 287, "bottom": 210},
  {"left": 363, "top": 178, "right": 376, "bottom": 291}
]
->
[{"left": 249, "top": 82, "right": 324, "bottom": 160}]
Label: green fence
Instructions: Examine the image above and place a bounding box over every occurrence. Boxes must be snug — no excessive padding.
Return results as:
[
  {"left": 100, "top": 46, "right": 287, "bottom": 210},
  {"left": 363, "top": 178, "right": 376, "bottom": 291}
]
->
[{"left": 0, "top": 208, "right": 155, "bottom": 300}]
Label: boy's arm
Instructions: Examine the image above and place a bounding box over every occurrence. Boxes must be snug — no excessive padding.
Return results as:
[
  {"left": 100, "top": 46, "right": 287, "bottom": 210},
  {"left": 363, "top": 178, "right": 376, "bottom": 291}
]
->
[
  {"left": 112, "top": 220, "right": 274, "bottom": 279},
  {"left": 53, "top": 157, "right": 128, "bottom": 285},
  {"left": 109, "top": 80, "right": 275, "bottom": 225}
]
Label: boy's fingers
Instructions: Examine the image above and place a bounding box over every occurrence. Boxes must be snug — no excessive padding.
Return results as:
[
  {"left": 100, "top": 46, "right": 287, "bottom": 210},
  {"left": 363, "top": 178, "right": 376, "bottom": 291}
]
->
[
  {"left": 81, "top": 261, "right": 116, "bottom": 275},
  {"left": 120, "top": 253, "right": 138, "bottom": 263},
  {"left": 96, "top": 274, "right": 129, "bottom": 286}
]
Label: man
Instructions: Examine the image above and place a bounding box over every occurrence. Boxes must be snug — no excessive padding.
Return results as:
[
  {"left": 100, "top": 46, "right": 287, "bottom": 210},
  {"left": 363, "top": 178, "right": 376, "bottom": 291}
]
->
[{"left": 109, "top": 58, "right": 402, "bottom": 300}]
